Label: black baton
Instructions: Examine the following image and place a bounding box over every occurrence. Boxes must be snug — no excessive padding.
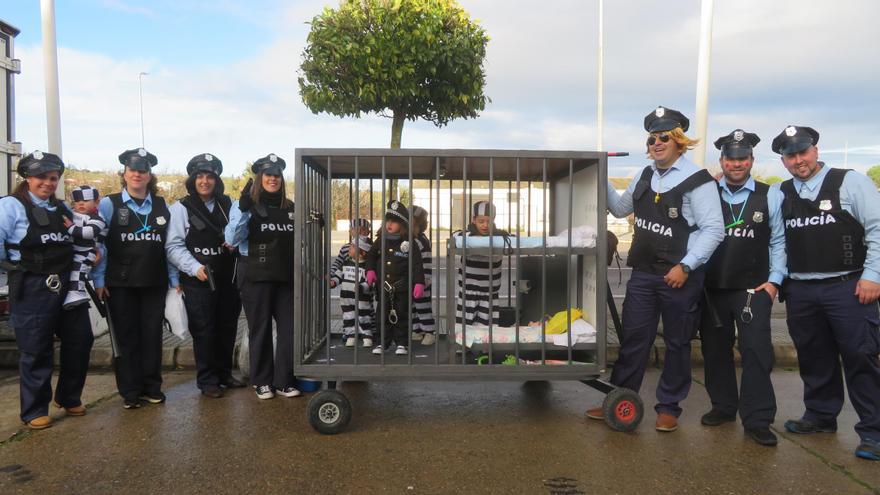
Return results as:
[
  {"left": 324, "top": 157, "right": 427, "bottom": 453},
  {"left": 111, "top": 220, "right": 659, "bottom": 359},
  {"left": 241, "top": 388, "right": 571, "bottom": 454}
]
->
[
  {"left": 85, "top": 282, "right": 120, "bottom": 358},
  {"left": 205, "top": 265, "right": 216, "bottom": 292}
]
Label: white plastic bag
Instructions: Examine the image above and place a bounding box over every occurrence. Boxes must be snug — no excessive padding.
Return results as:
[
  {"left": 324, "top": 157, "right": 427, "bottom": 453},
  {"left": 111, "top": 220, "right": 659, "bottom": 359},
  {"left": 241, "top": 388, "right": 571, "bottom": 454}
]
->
[{"left": 164, "top": 288, "right": 190, "bottom": 340}]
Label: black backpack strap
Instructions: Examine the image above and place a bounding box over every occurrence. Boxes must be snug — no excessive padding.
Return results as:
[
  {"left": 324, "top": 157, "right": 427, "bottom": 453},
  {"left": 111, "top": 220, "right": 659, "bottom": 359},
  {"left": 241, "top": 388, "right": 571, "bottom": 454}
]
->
[
  {"left": 817, "top": 168, "right": 849, "bottom": 202},
  {"left": 631, "top": 166, "right": 655, "bottom": 201},
  {"left": 180, "top": 196, "right": 220, "bottom": 233}
]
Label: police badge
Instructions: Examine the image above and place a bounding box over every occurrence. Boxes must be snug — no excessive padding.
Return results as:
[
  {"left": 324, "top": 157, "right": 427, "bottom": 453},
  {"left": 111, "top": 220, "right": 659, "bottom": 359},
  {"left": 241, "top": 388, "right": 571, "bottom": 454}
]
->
[
  {"left": 752, "top": 211, "right": 764, "bottom": 223},
  {"left": 734, "top": 130, "right": 744, "bottom": 142},
  {"left": 400, "top": 241, "right": 410, "bottom": 253},
  {"left": 785, "top": 126, "right": 797, "bottom": 137},
  {"left": 668, "top": 207, "right": 679, "bottom": 219},
  {"left": 138, "top": 148, "right": 148, "bottom": 157},
  {"left": 156, "top": 216, "right": 166, "bottom": 226},
  {"left": 288, "top": 212, "right": 295, "bottom": 221},
  {"left": 655, "top": 107, "right": 665, "bottom": 117},
  {"left": 118, "top": 208, "right": 130, "bottom": 226},
  {"left": 819, "top": 200, "right": 832, "bottom": 211}
]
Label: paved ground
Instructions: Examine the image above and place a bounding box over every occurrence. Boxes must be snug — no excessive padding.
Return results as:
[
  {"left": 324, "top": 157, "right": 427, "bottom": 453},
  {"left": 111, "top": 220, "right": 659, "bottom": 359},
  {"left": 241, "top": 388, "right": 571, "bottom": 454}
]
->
[{"left": 0, "top": 369, "right": 876, "bottom": 494}]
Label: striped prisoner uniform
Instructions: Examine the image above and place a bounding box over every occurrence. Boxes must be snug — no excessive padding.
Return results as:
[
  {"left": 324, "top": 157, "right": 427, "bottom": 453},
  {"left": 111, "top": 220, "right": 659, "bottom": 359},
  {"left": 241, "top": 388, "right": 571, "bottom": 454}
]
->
[
  {"left": 412, "top": 233, "right": 435, "bottom": 333},
  {"left": 63, "top": 209, "right": 107, "bottom": 308},
  {"left": 331, "top": 248, "right": 375, "bottom": 337},
  {"left": 454, "top": 228, "right": 507, "bottom": 326}
]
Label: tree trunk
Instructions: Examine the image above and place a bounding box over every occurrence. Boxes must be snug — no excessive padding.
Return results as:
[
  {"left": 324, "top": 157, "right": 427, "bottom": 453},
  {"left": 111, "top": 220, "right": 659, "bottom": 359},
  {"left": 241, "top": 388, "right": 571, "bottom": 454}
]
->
[{"left": 390, "top": 111, "right": 405, "bottom": 149}]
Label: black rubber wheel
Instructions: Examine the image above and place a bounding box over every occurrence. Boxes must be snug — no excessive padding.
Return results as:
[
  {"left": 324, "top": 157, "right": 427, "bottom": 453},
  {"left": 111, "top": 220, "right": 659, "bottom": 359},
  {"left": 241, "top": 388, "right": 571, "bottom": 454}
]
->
[
  {"left": 307, "top": 390, "right": 352, "bottom": 435},
  {"left": 602, "top": 387, "right": 643, "bottom": 432}
]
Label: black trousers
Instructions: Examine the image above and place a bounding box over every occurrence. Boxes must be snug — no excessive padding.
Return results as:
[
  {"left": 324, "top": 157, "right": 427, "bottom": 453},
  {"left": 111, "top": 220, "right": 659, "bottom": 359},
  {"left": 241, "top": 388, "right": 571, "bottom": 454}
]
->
[
  {"left": 379, "top": 290, "right": 409, "bottom": 348},
  {"left": 11, "top": 272, "right": 94, "bottom": 422},
  {"left": 107, "top": 285, "right": 166, "bottom": 401},
  {"left": 700, "top": 288, "right": 777, "bottom": 428},
  {"left": 237, "top": 259, "right": 294, "bottom": 389},
  {"left": 182, "top": 279, "right": 241, "bottom": 389}
]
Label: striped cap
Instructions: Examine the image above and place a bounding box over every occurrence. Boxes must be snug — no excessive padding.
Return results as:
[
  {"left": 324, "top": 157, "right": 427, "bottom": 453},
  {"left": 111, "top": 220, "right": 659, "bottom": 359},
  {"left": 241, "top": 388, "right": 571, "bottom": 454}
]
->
[
  {"left": 352, "top": 218, "right": 371, "bottom": 230},
  {"left": 71, "top": 185, "right": 100, "bottom": 202},
  {"left": 472, "top": 201, "right": 496, "bottom": 219}
]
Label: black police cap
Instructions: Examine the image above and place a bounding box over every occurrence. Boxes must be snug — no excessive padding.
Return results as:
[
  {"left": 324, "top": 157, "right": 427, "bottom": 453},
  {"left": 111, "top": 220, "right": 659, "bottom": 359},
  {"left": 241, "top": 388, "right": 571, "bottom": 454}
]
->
[
  {"left": 118, "top": 147, "right": 158, "bottom": 172},
  {"left": 17, "top": 150, "right": 65, "bottom": 178},
  {"left": 714, "top": 129, "right": 760, "bottom": 159},
  {"left": 385, "top": 200, "right": 409, "bottom": 226},
  {"left": 644, "top": 106, "right": 690, "bottom": 133},
  {"left": 186, "top": 153, "right": 223, "bottom": 177},
  {"left": 251, "top": 154, "right": 286, "bottom": 176},
  {"left": 771, "top": 125, "right": 820, "bottom": 155}
]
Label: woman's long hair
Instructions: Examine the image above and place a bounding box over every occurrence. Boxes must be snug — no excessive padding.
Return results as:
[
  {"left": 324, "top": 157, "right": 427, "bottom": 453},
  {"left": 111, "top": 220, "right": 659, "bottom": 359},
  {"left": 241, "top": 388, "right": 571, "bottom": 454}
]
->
[
  {"left": 185, "top": 172, "right": 225, "bottom": 198},
  {"left": 251, "top": 172, "right": 292, "bottom": 208},
  {"left": 119, "top": 171, "right": 159, "bottom": 197}
]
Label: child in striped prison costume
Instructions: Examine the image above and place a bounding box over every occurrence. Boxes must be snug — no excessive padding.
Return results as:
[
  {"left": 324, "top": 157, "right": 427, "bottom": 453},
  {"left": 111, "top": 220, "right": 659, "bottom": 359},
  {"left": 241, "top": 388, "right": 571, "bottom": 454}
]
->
[
  {"left": 410, "top": 205, "right": 436, "bottom": 345},
  {"left": 331, "top": 235, "right": 375, "bottom": 348},
  {"left": 454, "top": 201, "right": 510, "bottom": 326},
  {"left": 63, "top": 185, "right": 107, "bottom": 310},
  {"left": 330, "top": 218, "right": 372, "bottom": 281}
]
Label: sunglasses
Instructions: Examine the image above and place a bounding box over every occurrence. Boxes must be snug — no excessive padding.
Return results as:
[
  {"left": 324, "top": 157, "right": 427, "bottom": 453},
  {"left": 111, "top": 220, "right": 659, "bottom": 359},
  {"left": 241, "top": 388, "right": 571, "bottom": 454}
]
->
[{"left": 647, "top": 134, "right": 671, "bottom": 146}]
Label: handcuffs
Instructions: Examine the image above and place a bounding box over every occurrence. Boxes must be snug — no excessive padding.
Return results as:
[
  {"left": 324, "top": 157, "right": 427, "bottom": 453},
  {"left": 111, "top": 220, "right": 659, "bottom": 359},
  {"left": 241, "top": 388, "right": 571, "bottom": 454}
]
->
[
  {"left": 46, "top": 274, "right": 62, "bottom": 294},
  {"left": 741, "top": 289, "right": 755, "bottom": 324},
  {"left": 384, "top": 281, "right": 398, "bottom": 324}
]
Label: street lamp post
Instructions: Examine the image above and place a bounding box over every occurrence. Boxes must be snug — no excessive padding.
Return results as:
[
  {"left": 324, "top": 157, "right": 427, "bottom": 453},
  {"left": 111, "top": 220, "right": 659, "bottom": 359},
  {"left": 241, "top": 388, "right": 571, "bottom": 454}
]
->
[{"left": 138, "top": 71, "right": 148, "bottom": 147}]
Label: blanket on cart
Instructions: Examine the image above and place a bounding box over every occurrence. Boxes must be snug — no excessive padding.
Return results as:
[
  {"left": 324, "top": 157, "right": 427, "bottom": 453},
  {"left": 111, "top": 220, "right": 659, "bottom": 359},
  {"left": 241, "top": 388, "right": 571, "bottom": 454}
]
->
[{"left": 454, "top": 319, "right": 597, "bottom": 348}]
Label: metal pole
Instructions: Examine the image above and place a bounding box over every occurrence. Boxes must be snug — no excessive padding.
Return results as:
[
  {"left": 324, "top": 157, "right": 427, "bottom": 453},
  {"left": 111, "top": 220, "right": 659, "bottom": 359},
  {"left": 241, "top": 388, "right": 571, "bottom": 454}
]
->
[
  {"left": 693, "top": 0, "right": 715, "bottom": 167},
  {"left": 138, "top": 72, "right": 148, "bottom": 147},
  {"left": 596, "top": 0, "right": 604, "bottom": 152},
  {"left": 40, "top": 0, "right": 63, "bottom": 197}
]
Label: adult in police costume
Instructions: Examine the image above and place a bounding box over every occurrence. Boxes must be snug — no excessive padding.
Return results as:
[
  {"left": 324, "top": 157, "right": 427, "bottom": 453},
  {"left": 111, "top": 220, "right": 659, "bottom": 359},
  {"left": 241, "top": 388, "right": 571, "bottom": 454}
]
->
[
  {"left": 225, "top": 154, "right": 300, "bottom": 400},
  {"left": 699, "top": 130, "right": 784, "bottom": 446},
  {"left": 587, "top": 106, "right": 725, "bottom": 432},
  {"left": 0, "top": 152, "right": 94, "bottom": 428},
  {"left": 167, "top": 153, "right": 243, "bottom": 398},
  {"left": 92, "top": 148, "right": 173, "bottom": 409},
  {"left": 773, "top": 125, "right": 880, "bottom": 461}
]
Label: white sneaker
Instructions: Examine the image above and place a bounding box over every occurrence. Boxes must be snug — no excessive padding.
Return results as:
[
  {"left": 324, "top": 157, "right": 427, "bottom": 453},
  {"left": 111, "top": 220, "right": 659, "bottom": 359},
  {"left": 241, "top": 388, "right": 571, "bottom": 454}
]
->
[
  {"left": 345, "top": 337, "right": 356, "bottom": 347},
  {"left": 372, "top": 345, "right": 385, "bottom": 355},
  {"left": 362, "top": 338, "right": 373, "bottom": 348},
  {"left": 395, "top": 345, "right": 408, "bottom": 355},
  {"left": 411, "top": 332, "right": 424, "bottom": 341},
  {"left": 276, "top": 386, "right": 302, "bottom": 398},
  {"left": 421, "top": 333, "right": 436, "bottom": 346},
  {"left": 255, "top": 385, "right": 274, "bottom": 400}
]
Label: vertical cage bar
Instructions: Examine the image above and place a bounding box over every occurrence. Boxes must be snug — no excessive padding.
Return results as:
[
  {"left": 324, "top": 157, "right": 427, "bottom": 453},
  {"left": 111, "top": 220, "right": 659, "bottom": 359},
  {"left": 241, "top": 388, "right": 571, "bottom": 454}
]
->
[
  {"left": 461, "top": 158, "right": 468, "bottom": 365},
  {"left": 515, "top": 158, "right": 521, "bottom": 362},
  {"left": 407, "top": 156, "right": 414, "bottom": 365},
  {"left": 353, "top": 157, "right": 360, "bottom": 366},
  {"left": 379, "top": 157, "right": 387, "bottom": 365},
  {"left": 487, "top": 157, "right": 494, "bottom": 364},
  {"left": 434, "top": 157, "right": 441, "bottom": 365},
  {"left": 541, "top": 159, "right": 547, "bottom": 365},
  {"left": 325, "top": 158, "right": 332, "bottom": 367},
  {"left": 567, "top": 158, "right": 574, "bottom": 364}
]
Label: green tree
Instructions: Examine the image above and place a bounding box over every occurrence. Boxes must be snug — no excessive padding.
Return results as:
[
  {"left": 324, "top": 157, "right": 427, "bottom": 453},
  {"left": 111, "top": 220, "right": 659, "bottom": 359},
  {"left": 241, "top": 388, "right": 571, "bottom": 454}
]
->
[
  {"left": 299, "top": 0, "right": 490, "bottom": 148},
  {"left": 867, "top": 165, "right": 880, "bottom": 189}
]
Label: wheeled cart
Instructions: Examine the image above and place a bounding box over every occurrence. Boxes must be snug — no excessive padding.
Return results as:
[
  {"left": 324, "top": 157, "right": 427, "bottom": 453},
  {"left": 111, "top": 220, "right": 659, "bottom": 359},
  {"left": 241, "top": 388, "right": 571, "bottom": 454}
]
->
[{"left": 293, "top": 149, "right": 643, "bottom": 434}]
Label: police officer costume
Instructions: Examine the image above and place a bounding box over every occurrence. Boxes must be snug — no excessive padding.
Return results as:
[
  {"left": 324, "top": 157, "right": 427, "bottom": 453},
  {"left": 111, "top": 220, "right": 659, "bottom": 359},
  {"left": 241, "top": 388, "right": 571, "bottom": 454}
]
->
[
  {"left": 224, "top": 154, "right": 299, "bottom": 399},
  {"left": 592, "top": 107, "right": 725, "bottom": 429},
  {"left": 699, "top": 130, "right": 783, "bottom": 446},
  {"left": 92, "top": 148, "right": 172, "bottom": 409},
  {"left": 0, "top": 152, "right": 93, "bottom": 428},
  {"left": 167, "top": 153, "right": 242, "bottom": 398},
  {"left": 365, "top": 201, "right": 425, "bottom": 355},
  {"left": 773, "top": 126, "right": 880, "bottom": 460}
]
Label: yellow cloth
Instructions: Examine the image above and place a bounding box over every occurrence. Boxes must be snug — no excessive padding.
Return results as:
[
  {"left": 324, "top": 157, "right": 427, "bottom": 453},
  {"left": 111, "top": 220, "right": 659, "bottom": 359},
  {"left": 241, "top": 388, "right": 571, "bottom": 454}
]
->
[{"left": 544, "top": 308, "right": 584, "bottom": 334}]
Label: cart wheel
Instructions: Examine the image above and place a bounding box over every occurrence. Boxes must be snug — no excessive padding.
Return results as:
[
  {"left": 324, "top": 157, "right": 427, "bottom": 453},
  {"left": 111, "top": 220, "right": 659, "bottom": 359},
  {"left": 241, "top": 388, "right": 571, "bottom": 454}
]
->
[
  {"left": 307, "top": 390, "right": 352, "bottom": 435},
  {"left": 602, "top": 387, "right": 643, "bottom": 432}
]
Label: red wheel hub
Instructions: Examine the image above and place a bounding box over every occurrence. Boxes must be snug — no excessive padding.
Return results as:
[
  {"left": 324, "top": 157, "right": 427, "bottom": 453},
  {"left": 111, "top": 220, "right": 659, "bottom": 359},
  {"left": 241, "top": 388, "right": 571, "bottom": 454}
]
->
[{"left": 615, "top": 400, "right": 636, "bottom": 423}]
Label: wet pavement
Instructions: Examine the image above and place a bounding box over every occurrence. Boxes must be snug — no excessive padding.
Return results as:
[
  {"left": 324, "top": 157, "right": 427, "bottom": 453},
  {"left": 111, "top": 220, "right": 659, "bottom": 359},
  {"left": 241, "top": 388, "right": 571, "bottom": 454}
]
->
[{"left": 0, "top": 369, "right": 877, "bottom": 494}]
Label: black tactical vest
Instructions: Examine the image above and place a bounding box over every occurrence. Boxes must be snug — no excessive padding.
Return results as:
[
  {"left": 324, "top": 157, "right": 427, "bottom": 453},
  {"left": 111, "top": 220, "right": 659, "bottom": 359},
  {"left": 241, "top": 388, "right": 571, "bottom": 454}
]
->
[
  {"left": 627, "top": 167, "right": 714, "bottom": 275},
  {"left": 705, "top": 181, "right": 771, "bottom": 289},
  {"left": 106, "top": 193, "right": 170, "bottom": 287},
  {"left": 179, "top": 195, "right": 234, "bottom": 289},
  {"left": 781, "top": 168, "right": 866, "bottom": 274},
  {"left": 5, "top": 196, "right": 73, "bottom": 275},
  {"left": 246, "top": 201, "right": 295, "bottom": 283}
]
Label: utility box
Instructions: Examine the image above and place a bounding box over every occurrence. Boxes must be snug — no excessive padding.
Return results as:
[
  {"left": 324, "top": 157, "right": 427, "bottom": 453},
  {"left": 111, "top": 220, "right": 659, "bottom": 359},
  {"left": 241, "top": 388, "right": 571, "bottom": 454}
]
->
[{"left": 0, "top": 19, "right": 21, "bottom": 196}]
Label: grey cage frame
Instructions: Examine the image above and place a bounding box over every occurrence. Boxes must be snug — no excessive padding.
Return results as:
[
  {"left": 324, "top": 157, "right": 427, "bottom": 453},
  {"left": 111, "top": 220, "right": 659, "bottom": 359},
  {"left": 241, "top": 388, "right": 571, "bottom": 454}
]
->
[{"left": 294, "top": 148, "right": 611, "bottom": 382}]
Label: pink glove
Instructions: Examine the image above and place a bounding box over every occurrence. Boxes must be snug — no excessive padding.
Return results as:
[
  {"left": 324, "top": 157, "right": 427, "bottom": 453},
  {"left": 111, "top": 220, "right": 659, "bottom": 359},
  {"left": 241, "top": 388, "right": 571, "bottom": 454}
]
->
[
  {"left": 365, "top": 270, "right": 377, "bottom": 287},
  {"left": 413, "top": 283, "right": 426, "bottom": 299}
]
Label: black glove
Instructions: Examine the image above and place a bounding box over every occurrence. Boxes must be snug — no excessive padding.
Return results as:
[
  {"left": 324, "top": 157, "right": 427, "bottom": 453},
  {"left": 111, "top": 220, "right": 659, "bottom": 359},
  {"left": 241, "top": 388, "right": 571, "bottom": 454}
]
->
[{"left": 238, "top": 178, "right": 254, "bottom": 212}]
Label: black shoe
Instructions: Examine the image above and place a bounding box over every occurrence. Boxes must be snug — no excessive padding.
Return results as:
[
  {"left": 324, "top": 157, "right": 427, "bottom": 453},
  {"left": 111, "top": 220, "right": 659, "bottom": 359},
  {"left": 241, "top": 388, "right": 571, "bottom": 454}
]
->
[
  {"left": 784, "top": 417, "right": 837, "bottom": 434},
  {"left": 123, "top": 398, "right": 142, "bottom": 409},
  {"left": 701, "top": 409, "right": 737, "bottom": 426},
  {"left": 139, "top": 391, "right": 166, "bottom": 404},
  {"left": 221, "top": 376, "right": 247, "bottom": 389},
  {"left": 745, "top": 427, "right": 778, "bottom": 447},
  {"left": 201, "top": 385, "right": 224, "bottom": 398},
  {"left": 855, "top": 438, "right": 880, "bottom": 461}
]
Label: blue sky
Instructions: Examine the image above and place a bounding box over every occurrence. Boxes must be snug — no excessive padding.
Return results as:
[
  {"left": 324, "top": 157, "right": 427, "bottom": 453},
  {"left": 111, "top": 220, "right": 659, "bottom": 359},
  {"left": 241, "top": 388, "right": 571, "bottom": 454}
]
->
[{"left": 3, "top": 0, "right": 880, "bottom": 179}]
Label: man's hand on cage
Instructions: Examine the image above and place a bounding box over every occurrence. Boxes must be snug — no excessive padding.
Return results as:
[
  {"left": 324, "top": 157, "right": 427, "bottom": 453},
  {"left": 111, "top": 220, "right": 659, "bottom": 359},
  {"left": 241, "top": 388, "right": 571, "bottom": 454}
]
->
[
  {"left": 366, "top": 270, "right": 377, "bottom": 287},
  {"left": 238, "top": 178, "right": 254, "bottom": 212},
  {"left": 413, "top": 283, "right": 425, "bottom": 299}
]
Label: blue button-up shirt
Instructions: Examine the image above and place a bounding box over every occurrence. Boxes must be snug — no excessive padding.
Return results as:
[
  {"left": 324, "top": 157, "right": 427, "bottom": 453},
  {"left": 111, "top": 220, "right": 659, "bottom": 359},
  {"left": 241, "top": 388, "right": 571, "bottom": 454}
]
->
[
  {"left": 224, "top": 201, "right": 252, "bottom": 257},
  {"left": 166, "top": 198, "right": 220, "bottom": 287},
  {"left": 718, "top": 176, "right": 787, "bottom": 285},
  {"left": 91, "top": 189, "right": 174, "bottom": 288},
  {"left": 773, "top": 164, "right": 880, "bottom": 283},
  {"left": 0, "top": 192, "right": 59, "bottom": 263},
  {"left": 607, "top": 155, "right": 725, "bottom": 270}
]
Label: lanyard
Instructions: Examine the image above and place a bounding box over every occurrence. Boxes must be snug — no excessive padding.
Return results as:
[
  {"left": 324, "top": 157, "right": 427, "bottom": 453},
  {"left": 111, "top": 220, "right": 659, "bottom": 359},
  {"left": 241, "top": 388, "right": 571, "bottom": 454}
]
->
[{"left": 724, "top": 190, "right": 750, "bottom": 229}]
